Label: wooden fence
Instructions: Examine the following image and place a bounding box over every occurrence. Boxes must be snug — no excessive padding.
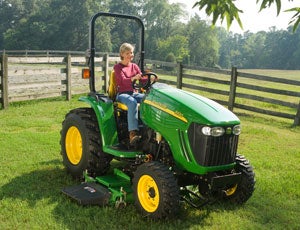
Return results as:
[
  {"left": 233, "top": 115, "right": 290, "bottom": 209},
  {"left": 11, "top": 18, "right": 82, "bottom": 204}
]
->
[
  {"left": 1, "top": 51, "right": 300, "bottom": 126},
  {"left": 0, "top": 52, "right": 119, "bottom": 107}
]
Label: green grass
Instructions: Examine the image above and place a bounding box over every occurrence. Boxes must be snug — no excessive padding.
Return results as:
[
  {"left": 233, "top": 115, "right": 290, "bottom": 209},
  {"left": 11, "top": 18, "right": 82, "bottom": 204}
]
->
[{"left": 0, "top": 94, "right": 300, "bottom": 229}]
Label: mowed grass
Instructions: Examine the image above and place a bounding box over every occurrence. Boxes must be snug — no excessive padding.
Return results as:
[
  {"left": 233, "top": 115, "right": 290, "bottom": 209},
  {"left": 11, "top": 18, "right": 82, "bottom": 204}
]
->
[{"left": 0, "top": 80, "right": 300, "bottom": 229}]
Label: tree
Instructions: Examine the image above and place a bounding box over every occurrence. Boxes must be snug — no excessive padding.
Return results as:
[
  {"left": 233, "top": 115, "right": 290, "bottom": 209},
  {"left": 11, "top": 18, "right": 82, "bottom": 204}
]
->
[
  {"left": 262, "top": 29, "right": 297, "bottom": 69},
  {"left": 108, "top": 0, "right": 144, "bottom": 52},
  {"left": 139, "top": 0, "right": 185, "bottom": 59},
  {"left": 0, "top": 0, "right": 37, "bottom": 49},
  {"left": 2, "top": 0, "right": 110, "bottom": 50},
  {"left": 216, "top": 29, "right": 236, "bottom": 68},
  {"left": 286, "top": 28, "right": 300, "bottom": 69},
  {"left": 186, "top": 15, "right": 219, "bottom": 67},
  {"left": 240, "top": 31, "right": 267, "bottom": 68},
  {"left": 156, "top": 35, "right": 189, "bottom": 62},
  {"left": 193, "top": 0, "right": 300, "bottom": 32}
]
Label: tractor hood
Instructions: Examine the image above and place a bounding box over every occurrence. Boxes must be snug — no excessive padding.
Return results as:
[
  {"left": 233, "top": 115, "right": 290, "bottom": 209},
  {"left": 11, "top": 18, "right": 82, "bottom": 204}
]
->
[{"left": 141, "top": 83, "right": 240, "bottom": 128}]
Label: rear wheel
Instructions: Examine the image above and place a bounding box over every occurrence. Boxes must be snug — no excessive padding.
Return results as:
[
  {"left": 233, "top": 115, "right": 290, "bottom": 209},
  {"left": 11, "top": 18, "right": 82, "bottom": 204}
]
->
[
  {"left": 224, "top": 154, "right": 255, "bottom": 203},
  {"left": 60, "top": 108, "right": 113, "bottom": 178},
  {"left": 132, "top": 161, "right": 180, "bottom": 219}
]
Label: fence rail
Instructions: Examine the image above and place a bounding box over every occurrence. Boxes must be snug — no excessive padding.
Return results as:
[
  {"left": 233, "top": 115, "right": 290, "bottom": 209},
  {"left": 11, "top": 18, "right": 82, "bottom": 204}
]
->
[{"left": 1, "top": 51, "right": 300, "bottom": 126}]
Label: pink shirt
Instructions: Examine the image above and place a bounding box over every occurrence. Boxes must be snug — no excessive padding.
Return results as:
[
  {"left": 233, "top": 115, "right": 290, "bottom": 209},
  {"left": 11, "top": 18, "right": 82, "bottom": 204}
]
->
[{"left": 114, "top": 63, "right": 142, "bottom": 93}]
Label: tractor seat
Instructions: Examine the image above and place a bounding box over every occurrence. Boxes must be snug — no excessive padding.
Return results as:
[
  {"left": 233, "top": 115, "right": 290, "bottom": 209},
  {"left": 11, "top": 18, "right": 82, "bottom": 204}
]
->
[{"left": 108, "top": 71, "right": 128, "bottom": 111}]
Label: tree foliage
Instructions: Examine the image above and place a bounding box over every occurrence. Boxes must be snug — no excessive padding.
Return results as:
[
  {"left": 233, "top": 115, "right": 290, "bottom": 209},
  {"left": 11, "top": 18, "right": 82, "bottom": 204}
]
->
[
  {"left": 186, "top": 16, "right": 219, "bottom": 66},
  {"left": 1, "top": 0, "right": 109, "bottom": 50},
  {"left": 157, "top": 35, "right": 189, "bottom": 62},
  {"left": 193, "top": 0, "right": 300, "bottom": 32},
  {"left": 218, "top": 27, "right": 300, "bottom": 69},
  {"left": 192, "top": 0, "right": 243, "bottom": 30}
]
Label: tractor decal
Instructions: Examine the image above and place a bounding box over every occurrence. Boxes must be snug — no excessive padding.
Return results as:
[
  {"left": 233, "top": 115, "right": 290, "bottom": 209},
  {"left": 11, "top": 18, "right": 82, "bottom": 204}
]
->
[{"left": 143, "top": 99, "right": 188, "bottom": 123}]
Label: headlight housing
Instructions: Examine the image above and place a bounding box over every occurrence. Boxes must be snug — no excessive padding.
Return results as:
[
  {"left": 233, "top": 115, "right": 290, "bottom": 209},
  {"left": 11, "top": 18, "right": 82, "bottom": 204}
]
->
[
  {"left": 232, "top": 125, "right": 241, "bottom": 135},
  {"left": 201, "top": 125, "right": 241, "bottom": 137},
  {"left": 201, "top": 126, "right": 225, "bottom": 137}
]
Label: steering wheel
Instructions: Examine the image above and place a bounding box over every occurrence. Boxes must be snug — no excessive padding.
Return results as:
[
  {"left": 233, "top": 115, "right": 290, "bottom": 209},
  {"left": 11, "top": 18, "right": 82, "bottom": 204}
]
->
[{"left": 132, "top": 72, "right": 158, "bottom": 91}]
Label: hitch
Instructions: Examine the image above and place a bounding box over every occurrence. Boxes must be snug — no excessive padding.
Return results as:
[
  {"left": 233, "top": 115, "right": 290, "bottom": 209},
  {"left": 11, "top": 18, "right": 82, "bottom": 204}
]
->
[{"left": 180, "top": 187, "right": 212, "bottom": 208}]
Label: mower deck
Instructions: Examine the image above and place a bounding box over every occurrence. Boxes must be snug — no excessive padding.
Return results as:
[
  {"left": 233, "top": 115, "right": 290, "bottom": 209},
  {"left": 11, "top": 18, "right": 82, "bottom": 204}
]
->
[
  {"left": 62, "top": 168, "right": 133, "bottom": 207},
  {"left": 62, "top": 182, "right": 111, "bottom": 206}
]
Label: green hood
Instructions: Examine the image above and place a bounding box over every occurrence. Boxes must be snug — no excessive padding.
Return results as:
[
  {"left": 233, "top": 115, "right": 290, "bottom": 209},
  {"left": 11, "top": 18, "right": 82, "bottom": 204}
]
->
[{"left": 142, "top": 83, "right": 240, "bottom": 126}]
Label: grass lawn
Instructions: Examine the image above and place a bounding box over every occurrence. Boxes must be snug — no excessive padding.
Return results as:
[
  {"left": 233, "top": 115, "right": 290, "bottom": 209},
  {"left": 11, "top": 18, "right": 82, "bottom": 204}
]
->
[{"left": 0, "top": 93, "right": 299, "bottom": 229}]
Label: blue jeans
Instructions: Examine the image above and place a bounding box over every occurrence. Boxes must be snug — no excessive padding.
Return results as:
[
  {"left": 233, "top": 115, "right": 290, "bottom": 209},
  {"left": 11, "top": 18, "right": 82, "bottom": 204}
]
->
[{"left": 116, "top": 92, "right": 145, "bottom": 131}]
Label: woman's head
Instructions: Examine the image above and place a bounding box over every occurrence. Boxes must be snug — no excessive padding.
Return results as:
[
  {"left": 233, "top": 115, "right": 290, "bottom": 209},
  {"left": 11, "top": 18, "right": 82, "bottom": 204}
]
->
[{"left": 119, "top": 43, "right": 135, "bottom": 61}]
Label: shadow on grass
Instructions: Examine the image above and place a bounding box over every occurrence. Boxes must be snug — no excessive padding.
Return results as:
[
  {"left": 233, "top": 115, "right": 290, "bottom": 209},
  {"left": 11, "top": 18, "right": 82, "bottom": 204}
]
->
[
  {"left": 0, "top": 160, "right": 71, "bottom": 208},
  {"left": 0, "top": 160, "right": 262, "bottom": 229}
]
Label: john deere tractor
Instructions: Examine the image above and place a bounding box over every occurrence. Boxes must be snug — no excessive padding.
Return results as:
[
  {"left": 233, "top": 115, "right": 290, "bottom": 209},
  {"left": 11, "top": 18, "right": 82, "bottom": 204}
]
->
[{"left": 61, "top": 12, "right": 255, "bottom": 219}]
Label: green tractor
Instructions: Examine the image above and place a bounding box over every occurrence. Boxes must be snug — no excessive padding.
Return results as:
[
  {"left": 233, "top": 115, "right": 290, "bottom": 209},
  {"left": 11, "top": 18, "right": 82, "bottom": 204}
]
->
[{"left": 61, "top": 12, "right": 255, "bottom": 219}]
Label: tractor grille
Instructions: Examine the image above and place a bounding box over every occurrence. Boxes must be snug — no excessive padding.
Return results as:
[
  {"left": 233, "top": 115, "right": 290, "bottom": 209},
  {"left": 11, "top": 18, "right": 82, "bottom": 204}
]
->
[{"left": 187, "top": 123, "right": 238, "bottom": 166}]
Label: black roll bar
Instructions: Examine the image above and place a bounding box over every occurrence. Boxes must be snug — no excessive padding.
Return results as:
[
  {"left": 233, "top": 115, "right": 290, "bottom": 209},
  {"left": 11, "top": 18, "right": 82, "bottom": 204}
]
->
[{"left": 88, "top": 12, "right": 145, "bottom": 93}]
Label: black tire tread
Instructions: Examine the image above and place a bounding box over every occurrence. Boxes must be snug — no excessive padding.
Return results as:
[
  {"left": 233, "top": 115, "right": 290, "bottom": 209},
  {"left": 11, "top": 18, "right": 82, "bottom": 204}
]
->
[
  {"left": 132, "top": 161, "right": 180, "bottom": 219},
  {"left": 228, "top": 154, "right": 255, "bottom": 204},
  {"left": 60, "top": 108, "right": 112, "bottom": 178}
]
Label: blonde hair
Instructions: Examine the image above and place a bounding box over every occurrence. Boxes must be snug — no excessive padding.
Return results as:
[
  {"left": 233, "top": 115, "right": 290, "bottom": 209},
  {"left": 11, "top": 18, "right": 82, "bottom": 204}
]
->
[{"left": 119, "top": 43, "right": 134, "bottom": 60}]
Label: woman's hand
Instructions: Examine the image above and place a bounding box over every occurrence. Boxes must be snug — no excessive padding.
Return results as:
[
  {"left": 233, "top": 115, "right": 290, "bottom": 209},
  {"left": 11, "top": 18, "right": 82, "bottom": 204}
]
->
[{"left": 131, "top": 74, "right": 142, "bottom": 82}]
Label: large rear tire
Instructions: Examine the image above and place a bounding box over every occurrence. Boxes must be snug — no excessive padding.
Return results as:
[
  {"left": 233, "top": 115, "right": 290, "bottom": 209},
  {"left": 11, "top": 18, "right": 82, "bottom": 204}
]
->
[
  {"left": 224, "top": 154, "right": 255, "bottom": 204},
  {"left": 60, "top": 108, "right": 113, "bottom": 178},
  {"left": 132, "top": 161, "right": 180, "bottom": 219}
]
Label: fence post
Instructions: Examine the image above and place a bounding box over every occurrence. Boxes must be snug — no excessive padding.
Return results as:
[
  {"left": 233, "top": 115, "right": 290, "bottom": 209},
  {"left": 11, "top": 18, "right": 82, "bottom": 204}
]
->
[
  {"left": 228, "top": 67, "right": 238, "bottom": 111},
  {"left": 1, "top": 53, "right": 9, "bottom": 109},
  {"left": 103, "top": 53, "right": 109, "bottom": 93},
  {"left": 66, "top": 54, "right": 72, "bottom": 101},
  {"left": 292, "top": 101, "right": 300, "bottom": 126},
  {"left": 177, "top": 62, "right": 183, "bottom": 89}
]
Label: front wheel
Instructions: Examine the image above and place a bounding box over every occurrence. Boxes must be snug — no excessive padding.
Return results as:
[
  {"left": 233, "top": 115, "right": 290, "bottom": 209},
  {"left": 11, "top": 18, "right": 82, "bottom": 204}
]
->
[
  {"left": 224, "top": 154, "right": 255, "bottom": 204},
  {"left": 132, "top": 162, "right": 180, "bottom": 219}
]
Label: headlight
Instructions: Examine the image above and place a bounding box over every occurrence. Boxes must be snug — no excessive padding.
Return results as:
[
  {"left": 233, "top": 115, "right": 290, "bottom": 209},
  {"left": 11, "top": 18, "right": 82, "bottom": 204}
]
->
[
  {"left": 201, "top": 126, "right": 211, "bottom": 136},
  {"left": 233, "top": 125, "right": 241, "bottom": 135},
  {"left": 201, "top": 126, "right": 225, "bottom": 137},
  {"left": 211, "top": 127, "right": 225, "bottom": 137}
]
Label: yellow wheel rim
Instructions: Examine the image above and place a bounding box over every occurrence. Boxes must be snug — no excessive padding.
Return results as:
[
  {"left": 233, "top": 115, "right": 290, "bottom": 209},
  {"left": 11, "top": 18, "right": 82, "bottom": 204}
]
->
[
  {"left": 137, "top": 175, "right": 159, "bottom": 213},
  {"left": 225, "top": 184, "right": 238, "bottom": 196},
  {"left": 65, "top": 126, "right": 82, "bottom": 165}
]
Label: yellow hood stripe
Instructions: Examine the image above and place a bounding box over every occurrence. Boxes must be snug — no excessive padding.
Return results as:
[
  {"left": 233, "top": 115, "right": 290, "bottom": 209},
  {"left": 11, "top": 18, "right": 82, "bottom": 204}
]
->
[{"left": 144, "top": 99, "right": 188, "bottom": 123}]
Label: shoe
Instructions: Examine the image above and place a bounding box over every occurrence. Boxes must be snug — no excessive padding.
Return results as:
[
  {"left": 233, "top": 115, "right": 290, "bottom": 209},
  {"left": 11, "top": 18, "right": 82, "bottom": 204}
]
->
[{"left": 129, "top": 130, "right": 140, "bottom": 145}]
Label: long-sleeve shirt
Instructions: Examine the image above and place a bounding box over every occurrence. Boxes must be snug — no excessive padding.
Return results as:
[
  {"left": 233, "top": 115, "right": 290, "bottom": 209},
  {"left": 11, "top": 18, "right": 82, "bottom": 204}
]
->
[{"left": 114, "top": 62, "right": 142, "bottom": 93}]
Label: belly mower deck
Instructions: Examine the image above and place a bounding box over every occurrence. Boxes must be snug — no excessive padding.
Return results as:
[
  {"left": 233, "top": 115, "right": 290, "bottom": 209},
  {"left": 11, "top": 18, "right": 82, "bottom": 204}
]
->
[{"left": 62, "top": 168, "right": 133, "bottom": 207}]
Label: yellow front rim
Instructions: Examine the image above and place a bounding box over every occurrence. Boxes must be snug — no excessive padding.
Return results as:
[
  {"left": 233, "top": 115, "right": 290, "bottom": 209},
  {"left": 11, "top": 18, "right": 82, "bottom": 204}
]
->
[
  {"left": 225, "top": 184, "right": 238, "bottom": 196},
  {"left": 65, "top": 126, "right": 83, "bottom": 165},
  {"left": 137, "top": 175, "right": 160, "bottom": 213}
]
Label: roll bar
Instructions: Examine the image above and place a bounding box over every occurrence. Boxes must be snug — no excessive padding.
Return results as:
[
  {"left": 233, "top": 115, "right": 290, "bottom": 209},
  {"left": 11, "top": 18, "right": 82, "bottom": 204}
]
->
[{"left": 88, "top": 12, "right": 145, "bottom": 93}]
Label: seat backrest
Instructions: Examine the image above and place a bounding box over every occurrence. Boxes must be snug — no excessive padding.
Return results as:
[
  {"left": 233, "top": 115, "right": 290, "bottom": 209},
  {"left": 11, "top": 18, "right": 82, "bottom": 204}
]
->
[{"left": 108, "top": 71, "right": 117, "bottom": 100}]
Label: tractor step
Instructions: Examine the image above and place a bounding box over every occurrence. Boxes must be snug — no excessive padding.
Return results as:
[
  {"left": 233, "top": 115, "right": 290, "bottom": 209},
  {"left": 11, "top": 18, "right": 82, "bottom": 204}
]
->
[
  {"left": 103, "top": 145, "right": 141, "bottom": 158},
  {"left": 62, "top": 182, "right": 111, "bottom": 206}
]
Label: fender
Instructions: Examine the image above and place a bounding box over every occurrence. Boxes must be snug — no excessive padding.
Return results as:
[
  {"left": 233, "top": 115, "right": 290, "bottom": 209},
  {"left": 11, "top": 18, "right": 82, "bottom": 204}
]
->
[{"left": 79, "top": 95, "right": 119, "bottom": 146}]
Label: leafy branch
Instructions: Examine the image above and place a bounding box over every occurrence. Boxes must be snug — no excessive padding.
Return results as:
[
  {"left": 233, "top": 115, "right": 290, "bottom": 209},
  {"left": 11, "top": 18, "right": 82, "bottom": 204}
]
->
[
  {"left": 193, "top": 0, "right": 299, "bottom": 32},
  {"left": 193, "top": 0, "right": 243, "bottom": 30}
]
